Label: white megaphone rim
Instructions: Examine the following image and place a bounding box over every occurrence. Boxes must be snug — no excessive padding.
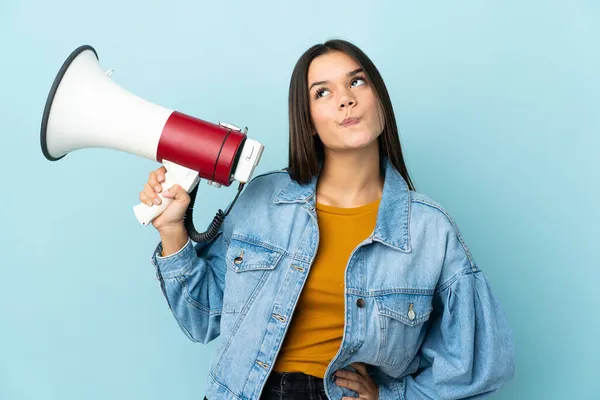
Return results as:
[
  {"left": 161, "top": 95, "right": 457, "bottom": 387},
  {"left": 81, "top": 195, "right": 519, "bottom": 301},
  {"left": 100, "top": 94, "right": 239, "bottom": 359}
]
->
[{"left": 41, "top": 44, "right": 98, "bottom": 161}]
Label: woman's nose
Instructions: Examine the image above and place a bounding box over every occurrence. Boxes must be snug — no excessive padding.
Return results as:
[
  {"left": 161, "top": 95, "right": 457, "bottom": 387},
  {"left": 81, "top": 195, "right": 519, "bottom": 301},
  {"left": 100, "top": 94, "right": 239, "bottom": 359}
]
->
[{"left": 339, "top": 88, "right": 356, "bottom": 109}]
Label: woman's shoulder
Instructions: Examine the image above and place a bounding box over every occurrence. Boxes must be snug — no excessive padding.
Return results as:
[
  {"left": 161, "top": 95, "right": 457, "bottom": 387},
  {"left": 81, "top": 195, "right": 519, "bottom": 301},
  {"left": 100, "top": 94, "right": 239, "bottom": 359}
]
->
[
  {"left": 232, "top": 167, "right": 292, "bottom": 207},
  {"left": 409, "top": 190, "right": 454, "bottom": 221},
  {"left": 247, "top": 167, "right": 291, "bottom": 185},
  {"left": 243, "top": 167, "right": 291, "bottom": 193},
  {"left": 408, "top": 190, "right": 468, "bottom": 245},
  {"left": 408, "top": 190, "right": 478, "bottom": 272}
]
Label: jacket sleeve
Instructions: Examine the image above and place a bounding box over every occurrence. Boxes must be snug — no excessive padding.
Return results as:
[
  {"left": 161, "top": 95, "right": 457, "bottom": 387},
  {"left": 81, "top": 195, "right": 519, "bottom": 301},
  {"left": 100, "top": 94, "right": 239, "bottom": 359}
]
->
[
  {"left": 393, "top": 223, "right": 516, "bottom": 399},
  {"left": 398, "top": 268, "right": 516, "bottom": 399},
  {"left": 150, "top": 226, "right": 229, "bottom": 344}
]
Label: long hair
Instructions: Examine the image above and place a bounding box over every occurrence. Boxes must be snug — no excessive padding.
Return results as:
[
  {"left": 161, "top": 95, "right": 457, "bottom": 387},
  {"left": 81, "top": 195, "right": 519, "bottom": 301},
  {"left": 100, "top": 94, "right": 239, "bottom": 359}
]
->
[{"left": 287, "top": 39, "right": 416, "bottom": 191}]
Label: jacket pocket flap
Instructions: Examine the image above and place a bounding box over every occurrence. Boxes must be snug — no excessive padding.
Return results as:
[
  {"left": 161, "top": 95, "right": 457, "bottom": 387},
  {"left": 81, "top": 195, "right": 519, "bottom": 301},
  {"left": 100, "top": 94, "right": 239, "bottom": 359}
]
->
[
  {"left": 226, "top": 237, "right": 284, "bottom": 272},
  {"left": 375, "top": 293, "right": 433, "bottom": 326}
]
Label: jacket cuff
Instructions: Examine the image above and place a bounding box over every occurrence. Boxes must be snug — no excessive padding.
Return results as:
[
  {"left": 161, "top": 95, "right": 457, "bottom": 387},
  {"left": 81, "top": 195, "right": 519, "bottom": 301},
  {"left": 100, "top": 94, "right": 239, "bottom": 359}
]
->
[{"left": 150, "top": 237, "right": 195, "bottom": 278}]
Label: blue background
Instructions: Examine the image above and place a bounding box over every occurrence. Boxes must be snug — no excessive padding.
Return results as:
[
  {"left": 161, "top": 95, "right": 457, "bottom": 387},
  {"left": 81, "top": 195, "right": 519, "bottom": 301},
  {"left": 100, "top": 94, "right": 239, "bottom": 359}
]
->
[{"left": 1, "top": 1, "right": 598, "bottom": 399}]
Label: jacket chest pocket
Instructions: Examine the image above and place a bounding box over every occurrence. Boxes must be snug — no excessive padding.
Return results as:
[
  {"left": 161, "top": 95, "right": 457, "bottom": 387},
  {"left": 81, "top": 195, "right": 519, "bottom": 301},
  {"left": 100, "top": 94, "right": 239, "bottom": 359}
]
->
[
  {"left": 222, "top": 237, "right": 284, "bottom": 314},
  {"left": 375, "top": 292, "right": 433, "bottom": 368}
]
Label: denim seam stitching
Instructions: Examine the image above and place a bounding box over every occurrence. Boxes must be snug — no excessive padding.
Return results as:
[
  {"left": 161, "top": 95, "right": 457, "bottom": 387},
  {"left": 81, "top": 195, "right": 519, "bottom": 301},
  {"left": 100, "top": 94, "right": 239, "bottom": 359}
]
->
[
  {"left": 225, "top": 253, "right": 283, "bottom": 273},
  {"left": 376, "top": 306, "right": 387, "bottom": 365},
  {"left": 436, "top": 268, "right": 478, "bottom": 293},
  {"left": 230, "top": 233, "right": 288, "bottom": 255},
  {"left": 286, "top": 252, "right": 312, "bottom": 263},
  {"left": 347, "top": 288, "right": 435, "bottom": 296}
]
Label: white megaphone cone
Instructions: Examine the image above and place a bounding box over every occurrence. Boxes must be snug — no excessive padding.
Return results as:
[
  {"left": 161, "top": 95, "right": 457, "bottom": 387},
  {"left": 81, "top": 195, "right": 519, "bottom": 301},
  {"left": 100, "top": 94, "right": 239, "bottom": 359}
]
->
[{"left": 41, "top": 45, "right": 264, "bottom": 240}]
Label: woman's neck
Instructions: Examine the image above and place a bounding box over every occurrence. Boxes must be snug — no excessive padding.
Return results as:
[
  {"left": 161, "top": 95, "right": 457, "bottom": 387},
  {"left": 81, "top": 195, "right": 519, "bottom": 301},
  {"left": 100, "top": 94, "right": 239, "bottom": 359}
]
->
[{"left": 315, "top": 146, "right": 384, "bottom": 208}]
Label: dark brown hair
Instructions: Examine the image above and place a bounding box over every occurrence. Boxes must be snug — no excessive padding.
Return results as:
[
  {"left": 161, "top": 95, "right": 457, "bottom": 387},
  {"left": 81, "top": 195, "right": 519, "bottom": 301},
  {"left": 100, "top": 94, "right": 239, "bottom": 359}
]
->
[{"left": 287, "top": 39, "right": 416, "bottom": 191}]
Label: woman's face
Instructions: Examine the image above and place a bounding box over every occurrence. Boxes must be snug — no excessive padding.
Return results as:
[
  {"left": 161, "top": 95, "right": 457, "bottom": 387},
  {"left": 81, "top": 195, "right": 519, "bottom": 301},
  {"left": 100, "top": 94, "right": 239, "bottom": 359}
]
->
[{"left": 308, "top": 51, "right": 384, "bottom": 153}]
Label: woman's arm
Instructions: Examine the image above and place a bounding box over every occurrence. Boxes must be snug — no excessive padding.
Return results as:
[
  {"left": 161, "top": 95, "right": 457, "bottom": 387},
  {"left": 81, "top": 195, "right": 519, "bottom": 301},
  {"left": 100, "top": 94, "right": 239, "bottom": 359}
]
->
[{"left": 150, "top": 225, "right": 229, "bottom": 344}]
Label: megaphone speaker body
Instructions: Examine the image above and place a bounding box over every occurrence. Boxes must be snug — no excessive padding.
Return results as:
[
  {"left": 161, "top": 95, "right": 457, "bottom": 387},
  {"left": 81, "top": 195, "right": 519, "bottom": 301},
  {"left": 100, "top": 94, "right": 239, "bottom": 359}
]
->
[{"left": 41, "top": 45, "right": 264, "bottom": 226}]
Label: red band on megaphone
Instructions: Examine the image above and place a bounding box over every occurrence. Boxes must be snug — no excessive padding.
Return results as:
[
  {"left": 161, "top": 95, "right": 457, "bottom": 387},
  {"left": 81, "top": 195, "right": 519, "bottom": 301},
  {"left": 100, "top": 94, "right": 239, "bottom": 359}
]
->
[{"left": 156, "top": 111, "right": 245, "bottom": 186}]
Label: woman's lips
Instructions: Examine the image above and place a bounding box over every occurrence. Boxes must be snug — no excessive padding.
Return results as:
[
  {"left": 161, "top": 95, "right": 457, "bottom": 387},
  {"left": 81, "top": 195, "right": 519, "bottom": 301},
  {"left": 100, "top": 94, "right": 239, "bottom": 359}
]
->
[{"left": 340, "top": 117, "right": 361, "bottom": 127}]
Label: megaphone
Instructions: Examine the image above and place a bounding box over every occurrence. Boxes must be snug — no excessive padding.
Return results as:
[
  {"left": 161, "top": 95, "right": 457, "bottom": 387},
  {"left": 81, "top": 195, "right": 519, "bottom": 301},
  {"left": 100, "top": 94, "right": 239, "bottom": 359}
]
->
[{"left": 40, "top": 45, "right": 264, "bottom": 242}]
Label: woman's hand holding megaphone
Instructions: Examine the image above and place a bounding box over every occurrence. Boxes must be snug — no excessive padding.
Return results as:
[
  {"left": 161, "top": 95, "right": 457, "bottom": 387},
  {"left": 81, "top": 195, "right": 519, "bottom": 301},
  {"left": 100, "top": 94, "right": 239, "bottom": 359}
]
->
[
  {"left": 133, "top": 160, "right": 201, "bottom": 227},
  {"left": 139, "top": 165, "right": 195, "bottom": 256},
  {"left": 139, "top": 166, "right": 192, "bottom": 231}
]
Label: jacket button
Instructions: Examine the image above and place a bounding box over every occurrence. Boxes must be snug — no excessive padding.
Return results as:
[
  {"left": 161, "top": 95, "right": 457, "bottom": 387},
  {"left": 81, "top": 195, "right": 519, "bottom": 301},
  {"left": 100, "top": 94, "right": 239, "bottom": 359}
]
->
[
  {"left": 356, "top": 298, "right": 365, "bottom": 308},
  {"left": 233, "top": 251, "right": 244, "bottom": 265},
  {"left": 408, "top": 303, "right": 416, "bottom": 320}
]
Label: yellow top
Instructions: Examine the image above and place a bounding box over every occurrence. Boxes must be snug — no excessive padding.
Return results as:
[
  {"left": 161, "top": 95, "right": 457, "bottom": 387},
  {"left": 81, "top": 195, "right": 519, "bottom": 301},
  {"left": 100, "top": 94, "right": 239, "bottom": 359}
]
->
[{"left": 272, "top": 197, "right": 380, "bottom": 378}]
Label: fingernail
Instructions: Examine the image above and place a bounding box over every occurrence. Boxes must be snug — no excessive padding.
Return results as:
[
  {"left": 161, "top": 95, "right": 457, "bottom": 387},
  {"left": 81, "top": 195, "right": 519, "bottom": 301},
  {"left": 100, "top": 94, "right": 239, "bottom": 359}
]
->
[
  {"left": 158, "top": 175, "right": 164, "bottom": 182},
  {"left": 154, "top": 185, "right": 161, "bottom": 193},
  {"left": 154, "top": 197, "right": 160, "bottom": 205}
]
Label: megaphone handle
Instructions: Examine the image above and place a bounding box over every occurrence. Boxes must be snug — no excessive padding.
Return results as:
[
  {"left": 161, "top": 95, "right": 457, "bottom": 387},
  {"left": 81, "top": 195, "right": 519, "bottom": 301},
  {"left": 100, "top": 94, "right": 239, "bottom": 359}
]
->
[{"left": 133, "top": 160, "right": 200, "bottom": 226}]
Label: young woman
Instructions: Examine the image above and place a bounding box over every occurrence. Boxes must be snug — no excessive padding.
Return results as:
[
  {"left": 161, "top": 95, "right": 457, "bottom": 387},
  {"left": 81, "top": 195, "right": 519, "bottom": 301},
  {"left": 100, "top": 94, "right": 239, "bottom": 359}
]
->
[{"left": 141, "top": 40, "right": 515, "bottom": 400}]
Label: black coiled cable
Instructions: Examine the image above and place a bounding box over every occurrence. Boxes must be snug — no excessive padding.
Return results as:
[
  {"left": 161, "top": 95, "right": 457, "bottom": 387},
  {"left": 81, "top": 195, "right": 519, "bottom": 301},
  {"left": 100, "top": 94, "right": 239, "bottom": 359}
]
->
[{"left": 183, "top": 181, "right": 245, "bottom": 243}]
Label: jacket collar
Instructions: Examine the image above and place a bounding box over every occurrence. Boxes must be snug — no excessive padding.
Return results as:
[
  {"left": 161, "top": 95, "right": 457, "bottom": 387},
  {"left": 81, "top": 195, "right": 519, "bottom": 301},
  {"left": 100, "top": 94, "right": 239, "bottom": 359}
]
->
[{"left": 274, "top": 158, "right": 411, "bottom": 252}]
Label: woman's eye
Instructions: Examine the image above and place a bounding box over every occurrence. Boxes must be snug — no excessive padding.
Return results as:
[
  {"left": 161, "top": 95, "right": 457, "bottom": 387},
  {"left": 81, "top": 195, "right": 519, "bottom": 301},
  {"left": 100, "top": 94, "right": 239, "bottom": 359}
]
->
[
  {"left": 315, "top": 88, "right": 330, "bottom": 99},
  {"left": 351, "top": 77, "right": 366, "bottom": 87}
]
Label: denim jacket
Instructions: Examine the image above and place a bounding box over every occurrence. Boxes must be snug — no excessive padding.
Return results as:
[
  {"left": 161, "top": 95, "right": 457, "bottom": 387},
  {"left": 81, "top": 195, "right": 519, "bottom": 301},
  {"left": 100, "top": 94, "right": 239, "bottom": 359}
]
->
[{"left": 150, "top": 158, "right": 515, "bottom": 399}]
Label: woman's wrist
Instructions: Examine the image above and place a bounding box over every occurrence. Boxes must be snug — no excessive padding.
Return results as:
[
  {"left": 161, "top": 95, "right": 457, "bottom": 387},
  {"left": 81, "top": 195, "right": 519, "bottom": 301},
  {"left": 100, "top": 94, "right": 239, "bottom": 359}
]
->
[{"left": 158, "top": 223, "right": 189, "bottom": 256}]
